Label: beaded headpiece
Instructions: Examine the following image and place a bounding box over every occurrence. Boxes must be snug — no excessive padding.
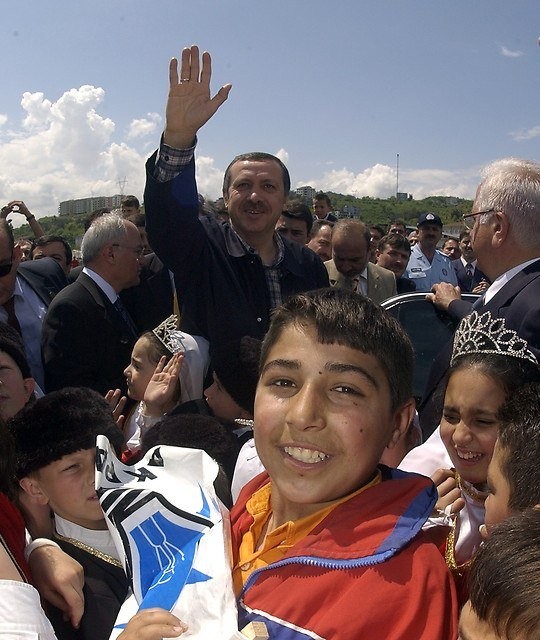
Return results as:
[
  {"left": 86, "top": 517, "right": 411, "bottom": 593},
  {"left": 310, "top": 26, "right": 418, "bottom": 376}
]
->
[
  {"left": 450, "top": 311, "right": 538, "bottom": 367},
  {"left": 152, "top": 315, "right": 183, "bottom": 354}
]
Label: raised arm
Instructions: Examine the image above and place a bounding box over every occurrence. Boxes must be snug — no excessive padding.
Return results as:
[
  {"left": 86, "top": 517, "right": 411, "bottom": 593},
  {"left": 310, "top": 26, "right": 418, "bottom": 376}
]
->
[{"left": 163, "top": 45, "right": 232, "bottom": 149}]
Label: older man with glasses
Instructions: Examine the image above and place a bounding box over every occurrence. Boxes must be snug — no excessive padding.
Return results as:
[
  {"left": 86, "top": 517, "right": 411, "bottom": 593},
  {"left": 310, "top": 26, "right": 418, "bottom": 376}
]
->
[
  {"left": 420, "top": 158, "right": 540, "bottom": 435},
  {"left": 42, "top": 213, "right": 144, "bottom": 394}
]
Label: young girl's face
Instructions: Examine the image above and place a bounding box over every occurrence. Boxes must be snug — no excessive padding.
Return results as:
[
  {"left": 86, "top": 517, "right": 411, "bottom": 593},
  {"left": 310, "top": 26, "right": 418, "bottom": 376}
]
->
[
  {"left": 440, "top": 367, "right": 505, "bottom": 487},
  {"left": 124, "top": 336, "right": 158, "bottom": 401}
]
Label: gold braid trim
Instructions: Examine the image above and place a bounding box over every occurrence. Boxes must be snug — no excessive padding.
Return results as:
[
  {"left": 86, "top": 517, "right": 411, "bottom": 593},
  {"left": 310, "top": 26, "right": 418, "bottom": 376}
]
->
[
  {"left": 455, "top": 472, "right": 489, "bottom": 503},
  {"left": 54, "top": 532, "right": 123, "bottom": 568},
  {"left": 444, "top": 472, "right": 485, "bottom": 573}
]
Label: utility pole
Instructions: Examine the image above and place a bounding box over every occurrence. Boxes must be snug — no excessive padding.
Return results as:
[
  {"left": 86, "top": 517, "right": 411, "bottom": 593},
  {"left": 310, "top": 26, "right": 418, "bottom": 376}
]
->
[{"left": 396, "top": 153, "right": 400, "bottom": 198}]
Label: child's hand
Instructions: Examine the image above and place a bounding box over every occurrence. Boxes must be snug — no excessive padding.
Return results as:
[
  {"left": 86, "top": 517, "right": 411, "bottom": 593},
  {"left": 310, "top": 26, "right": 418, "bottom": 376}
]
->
[
  {"left": 105, "top": 388, "right": 127, "bottom": 429},
  {"left": 117, "top": 608, "right": 187, "bottom": 639},
  {"left": 143, "top": 353, "right": 184, "bottom": 416},
  {"left": 431, "top": 468, "right": 465, "bottom": 516}
]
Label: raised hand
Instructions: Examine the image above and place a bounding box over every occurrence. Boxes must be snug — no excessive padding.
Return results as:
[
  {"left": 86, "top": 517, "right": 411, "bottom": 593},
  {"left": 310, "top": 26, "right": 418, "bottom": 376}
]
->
[
  {"left": 104, "top": 388, "right": 127, "bottom": 430},
  {"left": 164, "top": 45, "right": 232, "bottom": 149},
  {"left": 143, "top": 353, "right": 184, "bottom": 416}
]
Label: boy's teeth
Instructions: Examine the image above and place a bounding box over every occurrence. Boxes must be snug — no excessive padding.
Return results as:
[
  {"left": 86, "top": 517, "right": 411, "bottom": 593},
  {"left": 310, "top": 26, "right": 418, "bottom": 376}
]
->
[
  {"left": 457, "top": 450, "right": 482, "bottom": 460},
  {"left": 284, "top": 446, "right": 329, "bottom": 464}
]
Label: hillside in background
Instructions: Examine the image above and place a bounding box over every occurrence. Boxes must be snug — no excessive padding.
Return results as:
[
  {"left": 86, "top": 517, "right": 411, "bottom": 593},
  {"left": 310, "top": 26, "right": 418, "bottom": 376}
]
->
[{"left": 12, "top": 194, "right": 473, "bottom": 249}]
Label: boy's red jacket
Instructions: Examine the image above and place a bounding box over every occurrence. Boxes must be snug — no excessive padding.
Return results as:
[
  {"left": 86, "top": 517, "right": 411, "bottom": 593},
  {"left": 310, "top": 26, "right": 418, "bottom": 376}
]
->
[{"left": 231, "top": 466, "right": 458, "bottom": 640}]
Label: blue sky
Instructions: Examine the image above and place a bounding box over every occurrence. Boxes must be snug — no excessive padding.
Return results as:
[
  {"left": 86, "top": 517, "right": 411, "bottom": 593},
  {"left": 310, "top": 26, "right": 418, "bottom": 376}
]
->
[{"left": 1, "top": 0, "right": 539, "bottom": 221}]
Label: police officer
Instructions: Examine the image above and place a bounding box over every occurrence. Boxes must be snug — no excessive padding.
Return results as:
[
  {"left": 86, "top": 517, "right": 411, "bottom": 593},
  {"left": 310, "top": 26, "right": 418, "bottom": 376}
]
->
[{"left": 405, "top": 213, "right": 458, "bottom": 292}]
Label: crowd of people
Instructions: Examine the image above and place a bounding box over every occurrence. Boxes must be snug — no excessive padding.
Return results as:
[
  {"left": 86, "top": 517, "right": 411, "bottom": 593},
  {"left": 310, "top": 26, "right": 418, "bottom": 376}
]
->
[{"left": 0, "top": 44, "right": 539, "bottom": 640}]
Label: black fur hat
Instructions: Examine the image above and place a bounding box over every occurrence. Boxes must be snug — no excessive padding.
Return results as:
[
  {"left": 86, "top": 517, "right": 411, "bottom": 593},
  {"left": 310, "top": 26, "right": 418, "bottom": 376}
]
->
[{"left": 10, "top": 387, "right": 124, "bottom": 478}]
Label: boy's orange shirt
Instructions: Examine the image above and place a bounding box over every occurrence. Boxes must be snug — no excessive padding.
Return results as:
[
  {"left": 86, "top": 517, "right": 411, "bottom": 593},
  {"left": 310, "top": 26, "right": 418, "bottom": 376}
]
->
[{"left": 233, "top": 471, "right": 381, "bottom": 594}]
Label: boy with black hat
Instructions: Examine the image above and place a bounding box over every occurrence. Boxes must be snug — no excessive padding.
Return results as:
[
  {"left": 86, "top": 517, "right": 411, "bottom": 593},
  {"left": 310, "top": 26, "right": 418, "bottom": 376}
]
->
[{"left": 12, "top": 387, "right": 129, "bottom": 640}]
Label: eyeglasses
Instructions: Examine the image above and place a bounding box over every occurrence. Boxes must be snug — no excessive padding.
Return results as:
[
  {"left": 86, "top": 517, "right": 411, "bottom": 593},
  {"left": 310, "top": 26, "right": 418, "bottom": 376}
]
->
[
  {"left": 462, "top": 208, "right": 496, "bottom": 230},
  {"left": 112, "top": 244, "right": 145, "bottom": 259}
]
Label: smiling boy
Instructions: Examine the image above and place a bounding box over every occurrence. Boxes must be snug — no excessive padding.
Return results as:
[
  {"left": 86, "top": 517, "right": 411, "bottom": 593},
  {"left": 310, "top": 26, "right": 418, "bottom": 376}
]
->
[{"left": 231, "top": 288, "right": 458, "bottom": 639}]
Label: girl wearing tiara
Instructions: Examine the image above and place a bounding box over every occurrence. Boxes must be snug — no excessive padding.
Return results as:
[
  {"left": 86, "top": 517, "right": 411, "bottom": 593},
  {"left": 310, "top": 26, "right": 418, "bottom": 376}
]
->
[
  {"left": 119, "top": 315, "right": 209, "bottom": 454},
  {"left": 400, "top": 310, "right": 540, "bottom": 598}
]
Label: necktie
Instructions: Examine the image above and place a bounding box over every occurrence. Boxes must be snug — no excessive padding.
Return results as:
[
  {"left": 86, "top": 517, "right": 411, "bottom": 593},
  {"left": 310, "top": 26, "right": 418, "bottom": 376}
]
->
[
  {"left": 114, "top": 297, "right": 138, "bottom": 338},
  {"left": 2, "top": 297, "right": 21, "bottom": 334},
  {"left": 465, "top": 264, "right": 473, "bottom": 286}
]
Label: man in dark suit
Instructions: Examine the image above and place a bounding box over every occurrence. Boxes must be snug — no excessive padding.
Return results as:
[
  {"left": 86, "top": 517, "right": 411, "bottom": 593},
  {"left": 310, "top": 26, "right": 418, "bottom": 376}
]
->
[
  {"left": 420, "top": 158, "right": 540, "bottom": 435},
  {"left": 451, "top": 230, "right": 489, "bottom": 293},
  {"left": 42, "top": 213, "right": 144, "bottom": 394},
  {"left": 0, "top": 220, "right": 67, "bottom": 389}
]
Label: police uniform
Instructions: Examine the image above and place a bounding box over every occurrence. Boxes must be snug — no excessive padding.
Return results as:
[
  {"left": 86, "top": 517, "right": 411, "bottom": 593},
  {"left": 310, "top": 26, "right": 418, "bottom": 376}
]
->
[{"left": 406, "top": 244, "right": 458, "bottom": 292}]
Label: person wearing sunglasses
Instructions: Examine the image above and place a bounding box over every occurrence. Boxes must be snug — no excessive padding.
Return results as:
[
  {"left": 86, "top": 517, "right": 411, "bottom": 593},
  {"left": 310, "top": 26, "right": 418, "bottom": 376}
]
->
[{"left": 0, "top": 219, "right": 67, "bottom": 391}]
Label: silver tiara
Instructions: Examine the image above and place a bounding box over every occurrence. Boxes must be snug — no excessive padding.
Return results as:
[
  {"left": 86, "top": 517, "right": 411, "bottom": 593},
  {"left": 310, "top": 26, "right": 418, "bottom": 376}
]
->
[
  {"left": 451, "top": 311, "right": 538, "bottom": 366},
  {"left": 152, "top": 315, "right": 184, "bottom": 354}
]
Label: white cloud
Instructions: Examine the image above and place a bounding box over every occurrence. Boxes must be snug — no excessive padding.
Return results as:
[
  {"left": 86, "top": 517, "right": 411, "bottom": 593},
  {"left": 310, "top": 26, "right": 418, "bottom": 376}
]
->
[
  {"left": 0, "top": 84, "right": 480, "bottom": 225},
  {"left": 0, "top": 85, "right": 149, "bottom": 221},
  {"left": 298, "top": 164, "right": 478, "bottom": 200},
  {"left": 0, "top": 114, "right": 7, "bottom": 127},
  {"left": 500, "top": 46, "right": 524, "bottom": 58},
  {"left": 509, "top": 125, "right": 540, "bottom": 141},
  {"left": 127, "top": 112, "right": 162, "bottom": 140}
]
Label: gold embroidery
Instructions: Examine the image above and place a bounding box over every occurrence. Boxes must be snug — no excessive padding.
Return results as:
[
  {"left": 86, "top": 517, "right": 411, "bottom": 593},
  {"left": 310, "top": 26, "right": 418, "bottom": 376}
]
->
[{"left": 54, "top": 533, "right": 123, "bottom": 568}]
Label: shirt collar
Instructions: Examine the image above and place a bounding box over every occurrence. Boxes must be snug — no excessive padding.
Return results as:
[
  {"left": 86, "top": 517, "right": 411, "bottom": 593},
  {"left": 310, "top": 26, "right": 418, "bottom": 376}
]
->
[{"left": 82, "top": 267, "right": 117, "bottom": 303}]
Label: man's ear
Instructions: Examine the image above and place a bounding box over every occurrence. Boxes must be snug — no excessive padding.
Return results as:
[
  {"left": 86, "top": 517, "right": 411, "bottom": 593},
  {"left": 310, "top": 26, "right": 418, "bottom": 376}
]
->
[
  {"left": 387, "top": 398, "right": 416, "bottom": 450},
  {"left": 22, "top": 377, "right": 35, "bottom": 403},
  {"left": 19, "top": 476, "right": 50, "bottom": 506},
  {"left": 492, "top": 211, "right": 509, "bottom": 248}
]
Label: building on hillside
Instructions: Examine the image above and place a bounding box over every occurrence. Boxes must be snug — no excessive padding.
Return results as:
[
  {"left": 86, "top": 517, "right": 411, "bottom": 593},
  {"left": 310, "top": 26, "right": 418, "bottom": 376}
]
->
[
  {"left": 294, "top": 186, "right": 316, "bottom": 203},
  {"left": 58, "top": 194, "right": 123, "bottom": 216}
]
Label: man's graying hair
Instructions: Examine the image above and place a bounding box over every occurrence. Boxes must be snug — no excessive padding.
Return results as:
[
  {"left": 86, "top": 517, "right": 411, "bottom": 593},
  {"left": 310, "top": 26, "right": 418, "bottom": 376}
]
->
[{"left": 81, "top": 213, "right": 129, "bottom": 265}]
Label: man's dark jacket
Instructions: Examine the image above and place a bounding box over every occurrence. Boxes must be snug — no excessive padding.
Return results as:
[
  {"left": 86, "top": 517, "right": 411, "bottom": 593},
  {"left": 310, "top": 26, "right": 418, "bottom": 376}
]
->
[
  {"left": 419, "top": 259, "right": 540, "bottom": 436},
  {"left": 42, "top": 273, "right": 136, "bottom": 394},
  {"left": 144, "top": 153, "right": 329, "bottom": 348}
]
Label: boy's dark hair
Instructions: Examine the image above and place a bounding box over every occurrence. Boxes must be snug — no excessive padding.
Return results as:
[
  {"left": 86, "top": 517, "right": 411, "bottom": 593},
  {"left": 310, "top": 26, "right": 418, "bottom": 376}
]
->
[
  {"left": 369, "top": 224, "right": 385, "bottom": 237},
  {"left": 125, "top": 212, "right": 146, "bottom": 228},
  {"left": 33, "top": 234, "right": 73, "bottom": 265},
  {"left": 459, "top": 229, "right": 471, "bottom": 241},
  {"left": 468, "top": 508, "right": 540, "bottom": 638},
  {"left": 311, "top": 218, "right": 334, "bottom": 234},
  {"left": 313, "top": 192, "right": 332, "bottom": 207},
  {"left": 141, "top": 414, "right": 237, "bottom": 507},
  {"left": 282, "top": 201, "right": 313, "bottom": 235},
  {"left": 378, "top": 233, "right": 411, "bottom": 255},
  {"left": 211, "top": 336, "right": 261, "bottom": 415},
  {"left": 0, "top": 323, "right": 32, "bottom": 379},
  {"left": 121, "top": 195, "right": 140, "bottom": 210},
  {"left": 84, "top": 207, "right": 111, "bottom": 231},
  {"left": 10, "top": 387, "right": 124, "bottom": 478},
  {"left": 497, "top": 381, "right": 540, "bottom": 511},
  {"left": 0, "top": 418, "right": 17, "bottom": 501},
  {"left": 388, "top": 218, "right": 406, "bottom": 231},
  {"left": 261, "top": 288, "right": 414, "bottom": 411},
  {"left": 222, "top": 153, "right": 290, "bottom": 197}
]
